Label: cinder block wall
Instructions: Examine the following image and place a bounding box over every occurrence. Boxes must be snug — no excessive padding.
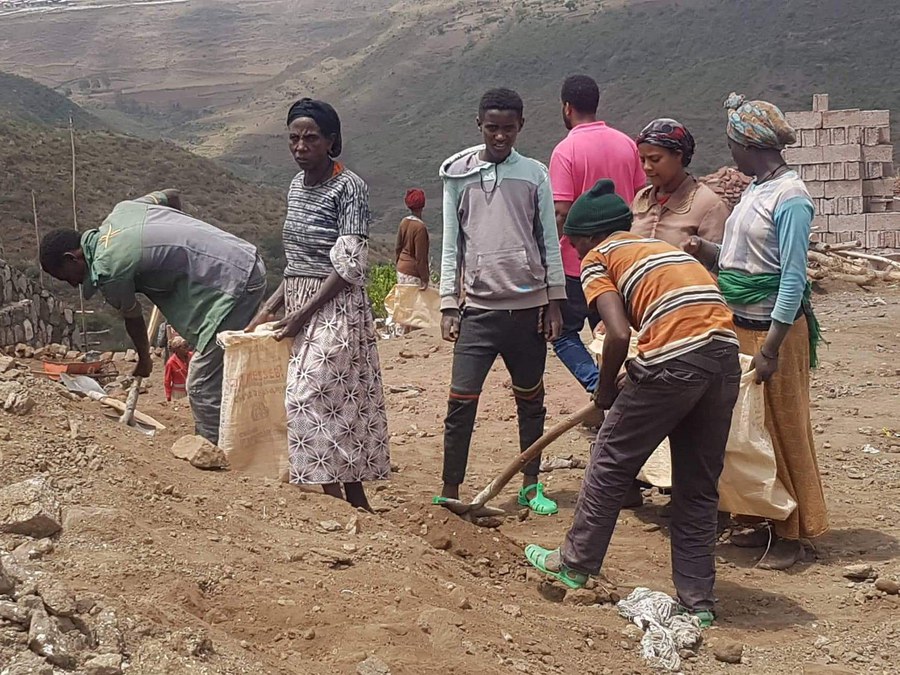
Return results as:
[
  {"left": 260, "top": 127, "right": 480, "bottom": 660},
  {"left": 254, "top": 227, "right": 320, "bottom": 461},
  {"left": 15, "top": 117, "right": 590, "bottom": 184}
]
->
[{"left": 784, "top": 94, "right": 898, "bottom": 250}]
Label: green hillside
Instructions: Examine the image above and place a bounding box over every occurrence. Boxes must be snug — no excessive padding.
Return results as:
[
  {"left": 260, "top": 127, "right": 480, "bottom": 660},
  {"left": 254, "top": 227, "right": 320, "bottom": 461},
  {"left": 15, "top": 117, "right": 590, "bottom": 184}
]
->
[
  {"left": 217, "top": 0, "right": 900, "bottom": 231},
  {"left": 0, "top": 71, "right": 104, "bottom": 130}
]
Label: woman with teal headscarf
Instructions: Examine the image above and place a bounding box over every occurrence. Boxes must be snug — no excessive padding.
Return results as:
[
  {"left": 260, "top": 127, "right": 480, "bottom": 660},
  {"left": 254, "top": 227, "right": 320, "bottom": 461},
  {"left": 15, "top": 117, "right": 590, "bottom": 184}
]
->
[{"left": 685, "top": 93, "right": 828, "bottom": 571}]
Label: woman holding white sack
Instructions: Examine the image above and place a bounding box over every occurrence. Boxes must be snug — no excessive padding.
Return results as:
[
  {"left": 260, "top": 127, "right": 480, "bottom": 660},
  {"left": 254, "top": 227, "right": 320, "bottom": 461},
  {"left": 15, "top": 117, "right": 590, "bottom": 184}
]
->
[{"left": 245, "top": 98, "right": 390, "bottom": 511}]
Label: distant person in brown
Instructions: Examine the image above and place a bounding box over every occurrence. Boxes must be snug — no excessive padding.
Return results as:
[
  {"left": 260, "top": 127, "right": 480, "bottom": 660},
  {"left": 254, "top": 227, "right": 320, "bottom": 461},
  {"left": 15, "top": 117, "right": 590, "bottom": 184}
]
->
[
  {"left": 394, "top": 188, "right": 430, "bottom": 289},
  {"left": 631, "top": 118, "right": 730, "bottom": 247}
]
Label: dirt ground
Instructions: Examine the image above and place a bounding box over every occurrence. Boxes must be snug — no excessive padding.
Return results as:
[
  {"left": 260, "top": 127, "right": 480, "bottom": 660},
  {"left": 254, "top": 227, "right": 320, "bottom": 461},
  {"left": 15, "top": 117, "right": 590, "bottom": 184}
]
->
[{"left": 1, "top": 281, "right": 899, "bottom": 674}]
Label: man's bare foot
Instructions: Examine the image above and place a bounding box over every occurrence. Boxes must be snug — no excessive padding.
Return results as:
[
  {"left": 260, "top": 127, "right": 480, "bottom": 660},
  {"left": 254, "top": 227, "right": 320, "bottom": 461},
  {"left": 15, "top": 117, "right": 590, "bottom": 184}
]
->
[{"left": 758, "top": 538, "right": 803, "bottom": 570}]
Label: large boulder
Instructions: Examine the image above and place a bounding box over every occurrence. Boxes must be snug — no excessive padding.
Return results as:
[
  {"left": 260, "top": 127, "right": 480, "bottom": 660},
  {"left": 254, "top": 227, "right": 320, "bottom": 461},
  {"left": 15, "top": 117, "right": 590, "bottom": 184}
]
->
[{"left": 0, "top": 477, "right": 62, "bottom": 538}]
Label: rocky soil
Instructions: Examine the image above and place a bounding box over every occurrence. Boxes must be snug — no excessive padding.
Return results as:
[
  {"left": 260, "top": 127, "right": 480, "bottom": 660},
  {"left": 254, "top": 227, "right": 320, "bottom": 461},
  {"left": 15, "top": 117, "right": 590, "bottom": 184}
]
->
[{"left": 1, "top": 282, "right": 899, "bottom": 674}]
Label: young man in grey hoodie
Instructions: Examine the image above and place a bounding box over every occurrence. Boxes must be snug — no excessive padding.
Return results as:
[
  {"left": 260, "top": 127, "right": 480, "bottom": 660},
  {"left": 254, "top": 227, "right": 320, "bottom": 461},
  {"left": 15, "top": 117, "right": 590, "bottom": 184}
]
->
[{"left": 438, "top": 88, "right": 566, "bottom": 515}]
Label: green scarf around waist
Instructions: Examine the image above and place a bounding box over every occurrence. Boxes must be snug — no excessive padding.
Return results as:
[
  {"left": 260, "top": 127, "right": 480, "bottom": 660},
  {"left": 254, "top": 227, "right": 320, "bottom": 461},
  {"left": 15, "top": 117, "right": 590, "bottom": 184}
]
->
[{"left": 717, "top": 269, "right": 823, "bottom": 368}]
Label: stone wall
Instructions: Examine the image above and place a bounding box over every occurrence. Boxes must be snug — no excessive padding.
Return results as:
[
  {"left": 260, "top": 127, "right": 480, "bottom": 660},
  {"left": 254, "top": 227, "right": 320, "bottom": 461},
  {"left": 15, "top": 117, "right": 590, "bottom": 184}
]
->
[
  {"left": 784, "top": 94, "right": 899, "bottom": 250},
  {"left": 0, "top": 260, "right": 78, "bottom": 348}
]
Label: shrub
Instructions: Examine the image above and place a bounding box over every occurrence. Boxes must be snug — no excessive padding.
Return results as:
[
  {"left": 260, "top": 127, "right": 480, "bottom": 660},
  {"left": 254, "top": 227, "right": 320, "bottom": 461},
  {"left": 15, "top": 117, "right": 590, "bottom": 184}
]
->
[{"left": 367, "top": 263, "right": 397, "bottom": 319}]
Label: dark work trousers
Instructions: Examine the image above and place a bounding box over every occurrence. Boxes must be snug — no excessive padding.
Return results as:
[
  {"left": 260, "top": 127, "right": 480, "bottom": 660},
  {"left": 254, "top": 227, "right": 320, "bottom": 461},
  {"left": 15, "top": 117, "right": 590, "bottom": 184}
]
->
[
  {"left": 442, "top": 307, "right": 548, "bottom": 486},
  {"left": 552, "top": 275, "right": 601, "bottom": 392},
  {"left": 561, "top": 342, "right": 741, "bottom": 611}
]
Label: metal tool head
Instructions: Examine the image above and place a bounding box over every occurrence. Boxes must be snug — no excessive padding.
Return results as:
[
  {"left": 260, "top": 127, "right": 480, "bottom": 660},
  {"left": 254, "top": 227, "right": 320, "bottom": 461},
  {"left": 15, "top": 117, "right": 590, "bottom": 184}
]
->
[{"left": 432, "top": 496, "right": 506, "bottom": 520}]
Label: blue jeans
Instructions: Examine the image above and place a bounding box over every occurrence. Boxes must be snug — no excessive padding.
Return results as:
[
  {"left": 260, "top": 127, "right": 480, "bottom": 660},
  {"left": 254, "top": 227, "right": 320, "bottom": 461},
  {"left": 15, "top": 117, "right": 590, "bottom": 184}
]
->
[{"left": 552, "top": 276, "right": 600, "bottom": 392}]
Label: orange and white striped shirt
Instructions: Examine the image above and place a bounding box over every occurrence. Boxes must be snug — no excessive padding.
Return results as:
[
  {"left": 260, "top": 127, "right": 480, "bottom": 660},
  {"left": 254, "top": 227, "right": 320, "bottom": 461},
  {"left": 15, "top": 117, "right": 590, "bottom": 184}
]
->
[{"left": 581, "top": 232, "right": 737, "bottom": 366}]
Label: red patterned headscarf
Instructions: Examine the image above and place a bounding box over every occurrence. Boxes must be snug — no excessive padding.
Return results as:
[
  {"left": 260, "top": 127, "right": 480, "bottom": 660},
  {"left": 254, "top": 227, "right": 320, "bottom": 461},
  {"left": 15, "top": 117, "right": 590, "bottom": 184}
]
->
[
  {"left": 405, "top": 188, "right": 425, "bottom": 210},
  {"left": 636, "top": 118, "right": 696, "bottom": 167}
]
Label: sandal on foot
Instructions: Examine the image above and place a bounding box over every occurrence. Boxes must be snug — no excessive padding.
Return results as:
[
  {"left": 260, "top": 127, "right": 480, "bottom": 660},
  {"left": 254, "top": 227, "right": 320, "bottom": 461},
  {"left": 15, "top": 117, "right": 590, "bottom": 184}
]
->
[
  {"left": 524, "top": 545, "right": 587, "bottom": 589},
  {"left": 677, "top": 606, "right": 716, "bottom": 628},
  {"left": 518, "top": 483, "right": 558, "bottom": 515}
]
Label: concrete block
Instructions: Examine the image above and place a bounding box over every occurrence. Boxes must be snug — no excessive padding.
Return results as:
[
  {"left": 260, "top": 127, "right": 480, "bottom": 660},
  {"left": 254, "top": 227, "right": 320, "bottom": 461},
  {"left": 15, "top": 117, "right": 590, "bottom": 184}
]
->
[
  {"left": 823, "top": 109, "right": 861, "bottom": 128},
  {"left": 858, "top": 110, "right": 890, "bottom": 127},
  {"left": 865, "top": 162, "right": 884, "bottom": 179},
  {"left": 866, "top": 213, "right": 900, "bottom": 232},
  {"left": 805, "top": 181, "right": 825, "bottom": 198},
  {"left": 862, "top": 178, "right": 894, "bottom": 197},
  {"left": 817, "top": 164, "right": 832, "bottom": 181},
  {"left": 801, "top": 129, "right": 817, "bottom": 147},
  {"left": 812, "top": 94, "right": 829, "bottom": 112},
  {"left": 867, "top": 230, "right": 898, "bottom": 249},
  {"left": 818, "top": 232, "right": 839, "bottom": 244},
  {"left": 837, "top": 231, "right": 866, "bottom": 244},
  {"left": 811, "top": 215, "right": 828, "bottom": 231},
  {"left": 830, "top": 127, "right": 847, "bottom": 145},
  {"left": 845, "top": 126, "right": 861, "bottom": 145},
  {"left": 863, "top": 128, "right": 881, "bottom": 146},
  {"left": 784, "top": 146, "right": 823, "bottom": 165},
  {"left": 800, "top": 164, "right": 818, "bottom": 181},
  {"left": 819, "top": 198, "right": 835, "bottom": 215},
  {"left": 828, "top": 214, "right": 866, "bottom": 232},
  {"left": 864, "top": 197, "right": 891, "bottom": 213},
  {"left": 822, "top": 145, "right": 862, "bottom": 162},
  {"left": 830, "top": 163, "right": 846, "bottom": 181},
  {"left": 785, "top": 111, "right": 822, "bottom": 129},
  {"left": 845, "top": 162, "right": 862, "bottom": 180},
  {"left": 862, "top": 145, "right": 893, "bottom": 162},
  {"left": 824, "top": 180, "right": 863, "bottom": 198}
]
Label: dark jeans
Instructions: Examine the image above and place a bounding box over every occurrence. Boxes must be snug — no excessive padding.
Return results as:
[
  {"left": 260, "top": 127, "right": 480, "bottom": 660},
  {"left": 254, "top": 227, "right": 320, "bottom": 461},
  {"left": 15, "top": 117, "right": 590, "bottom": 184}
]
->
[
  {"left": 561, "top": 342, "right": 741, "bottom": 611},
  {"left": 442, "top": 307, "right": 547, "bottom": 486},
  {"left": 552, "top": 275, "right": 600, "bottom": 392}
]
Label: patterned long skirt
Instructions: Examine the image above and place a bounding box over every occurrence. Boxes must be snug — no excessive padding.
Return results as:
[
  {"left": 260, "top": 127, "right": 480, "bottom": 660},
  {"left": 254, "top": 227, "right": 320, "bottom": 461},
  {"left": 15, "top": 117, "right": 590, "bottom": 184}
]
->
[{"left": 284, "top": 276, "right": 390, "bottom": 484}]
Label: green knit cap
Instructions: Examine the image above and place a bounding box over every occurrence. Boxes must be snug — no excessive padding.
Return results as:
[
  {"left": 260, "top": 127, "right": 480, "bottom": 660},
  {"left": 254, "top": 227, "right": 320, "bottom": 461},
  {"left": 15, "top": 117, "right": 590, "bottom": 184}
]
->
[{"left": 563, "top": 179, "right": 633, "bottom": 236}]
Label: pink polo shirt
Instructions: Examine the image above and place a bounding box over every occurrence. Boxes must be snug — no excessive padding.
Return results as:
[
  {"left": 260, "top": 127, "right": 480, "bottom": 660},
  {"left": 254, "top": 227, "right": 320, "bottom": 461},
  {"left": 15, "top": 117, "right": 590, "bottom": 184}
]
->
[{"left": 549, "top": 121, "right": 646, "bottom": 277}]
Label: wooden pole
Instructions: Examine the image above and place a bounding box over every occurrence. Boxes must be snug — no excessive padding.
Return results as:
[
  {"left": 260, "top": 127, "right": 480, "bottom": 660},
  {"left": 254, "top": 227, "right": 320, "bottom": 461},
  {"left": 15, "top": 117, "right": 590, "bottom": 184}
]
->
[
  {"left": 69, "top": 116, "right": 88, "bottom": 351},
  {"left": 31, "top": 190, "right": 44, "bottom": 289}
]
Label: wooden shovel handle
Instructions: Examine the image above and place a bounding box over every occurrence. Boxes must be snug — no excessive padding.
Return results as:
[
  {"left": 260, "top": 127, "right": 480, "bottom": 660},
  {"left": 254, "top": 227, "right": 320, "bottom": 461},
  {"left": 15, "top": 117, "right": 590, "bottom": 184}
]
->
[{"left": 469, "top": 402, "right": 601, "bottom": 509}]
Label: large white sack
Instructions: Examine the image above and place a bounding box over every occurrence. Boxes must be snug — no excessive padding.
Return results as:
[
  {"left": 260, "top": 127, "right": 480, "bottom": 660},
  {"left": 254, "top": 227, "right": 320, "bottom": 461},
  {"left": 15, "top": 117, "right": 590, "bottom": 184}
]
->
[{"left": 217, "top": 324, "right": 291, "bottom": 480}]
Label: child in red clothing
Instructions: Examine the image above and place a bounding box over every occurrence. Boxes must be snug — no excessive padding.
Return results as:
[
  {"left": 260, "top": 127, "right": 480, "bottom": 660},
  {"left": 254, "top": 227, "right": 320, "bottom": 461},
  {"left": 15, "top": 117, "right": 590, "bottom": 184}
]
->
[{"left": 164, "top": 337, "right": 192, "bottom": 402}]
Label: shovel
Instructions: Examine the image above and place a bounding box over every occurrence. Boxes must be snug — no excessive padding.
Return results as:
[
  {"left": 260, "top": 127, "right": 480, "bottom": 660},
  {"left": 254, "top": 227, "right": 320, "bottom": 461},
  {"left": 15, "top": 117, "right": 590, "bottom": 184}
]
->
[
  {"left": 435, "top": 402, "right": 600, "bottom": 520},
  {"left": 59, "top": 373, "right": 163, "bottom": 435}
]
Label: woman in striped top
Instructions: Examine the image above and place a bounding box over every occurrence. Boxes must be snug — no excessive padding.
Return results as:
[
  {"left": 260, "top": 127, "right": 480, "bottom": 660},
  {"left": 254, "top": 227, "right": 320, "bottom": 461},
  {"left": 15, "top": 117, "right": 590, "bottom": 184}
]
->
[
  {"left": 246, "top": 98, "right": 390, "bottom": 510},
  {"left": 525, "top": 179, "right": 740, "bottom": 626},
  {"left": 686, "top": 94, "right": 827, "bottom": 570}
]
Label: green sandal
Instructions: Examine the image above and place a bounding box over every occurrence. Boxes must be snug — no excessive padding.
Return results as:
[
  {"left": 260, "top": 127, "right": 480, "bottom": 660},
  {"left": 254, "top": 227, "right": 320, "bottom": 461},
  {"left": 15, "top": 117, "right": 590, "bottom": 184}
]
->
[
  {"left": 524, "top": 545, "right": 587, "bottom": 589},
  {"left": 518, "top": 483, "right": 558, "bottom": 515},
  {"left": 677, "top": 606, "right": 715, "bottom": 628}
]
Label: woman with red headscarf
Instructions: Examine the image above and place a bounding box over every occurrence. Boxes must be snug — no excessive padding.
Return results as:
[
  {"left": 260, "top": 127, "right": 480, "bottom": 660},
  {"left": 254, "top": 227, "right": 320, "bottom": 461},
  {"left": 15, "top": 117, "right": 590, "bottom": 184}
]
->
[{"left": 394, "top": 188, "right": 430, "bottom": 289}]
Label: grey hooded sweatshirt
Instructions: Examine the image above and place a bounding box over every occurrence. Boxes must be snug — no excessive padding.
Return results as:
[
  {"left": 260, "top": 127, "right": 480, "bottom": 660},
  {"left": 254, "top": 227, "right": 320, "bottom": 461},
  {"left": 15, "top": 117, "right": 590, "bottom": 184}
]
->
[{"left": 438, "top": 145, "right": 566, "bottom": 311}]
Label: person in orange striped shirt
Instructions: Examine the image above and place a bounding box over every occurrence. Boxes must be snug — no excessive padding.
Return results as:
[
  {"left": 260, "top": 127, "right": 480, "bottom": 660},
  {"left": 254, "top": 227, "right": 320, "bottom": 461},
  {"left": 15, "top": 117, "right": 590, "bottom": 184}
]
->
[{"left": 525, "top": 179, "right": 741, "bottom": 626}]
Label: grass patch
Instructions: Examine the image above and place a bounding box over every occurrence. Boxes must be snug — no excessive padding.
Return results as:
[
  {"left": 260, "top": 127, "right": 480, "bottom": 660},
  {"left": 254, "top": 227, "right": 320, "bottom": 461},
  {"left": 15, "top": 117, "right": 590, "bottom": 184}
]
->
[{"left": 367, "top": 263, "right": 397, "bottom": 319}]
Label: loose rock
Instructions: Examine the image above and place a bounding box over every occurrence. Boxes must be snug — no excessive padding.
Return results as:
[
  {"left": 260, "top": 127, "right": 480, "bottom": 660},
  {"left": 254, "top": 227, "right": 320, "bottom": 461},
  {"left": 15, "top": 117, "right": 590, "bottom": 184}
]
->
[
  {"left": 0, "top": 599, "right": 29, "bottom": 624},
  {"left": 170, "top": 435, "right": 228, "bottom": 470},
  {"left": 37, "top": 579, "right": 77, "bottom": 617},
  {"left": 28, "top": 603, "right": 76, "bottom": 669},
  {"left": 563, "top": 588, "right": 599, "bottom": 606},
  {"left": 842, "top": 564, "right": 876, "bottom": 581},
  {"left": 501, "top": 603, "right": 522, "bottom": 617},
  {"left": 874, "top": 578, "right": 899, "bottom": 595},
  {"left": 357, "top": 655, "right": 392, "bottom": 675},
  {"left": 319, "top": 520, "right": 343, "bottom": 533},
  {"left": 2, "top": 650, "right": 54, "bottom": 675},
  {"left": 83, "top": 653, "right": 124, "bottom": 675},
  {"left": 0, "top": 476, "right": 62, "bottom": 538},
  {"left": 713, "top": 640, "right": 745, "bottom": 664},
  {"left": 0, "top": 555, "right": 14, "bottom": 595}
]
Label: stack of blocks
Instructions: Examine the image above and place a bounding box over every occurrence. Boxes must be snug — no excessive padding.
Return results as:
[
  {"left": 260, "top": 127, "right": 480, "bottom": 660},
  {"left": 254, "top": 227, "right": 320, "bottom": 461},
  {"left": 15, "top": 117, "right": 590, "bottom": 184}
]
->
[{"left": 784, "top": 94, "right": 898, "bottom": 250}]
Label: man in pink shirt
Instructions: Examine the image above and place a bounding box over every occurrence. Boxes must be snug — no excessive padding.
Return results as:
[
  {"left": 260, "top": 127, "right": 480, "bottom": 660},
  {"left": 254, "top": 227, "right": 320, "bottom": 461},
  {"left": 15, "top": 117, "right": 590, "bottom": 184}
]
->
[{"left": 549, "top": 74, "right": 646, "bottom": 393}]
